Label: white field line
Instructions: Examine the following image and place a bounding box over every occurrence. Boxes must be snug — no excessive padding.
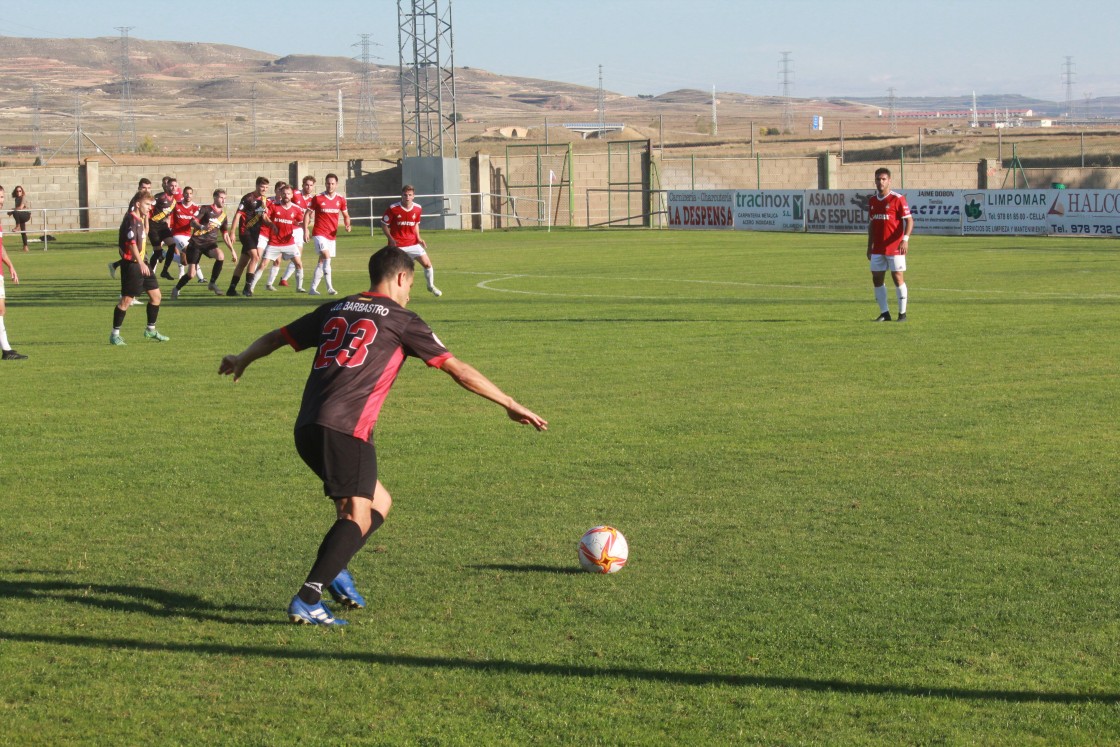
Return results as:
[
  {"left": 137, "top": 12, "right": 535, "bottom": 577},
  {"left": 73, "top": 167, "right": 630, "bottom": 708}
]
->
[{"left": 457, "top": 272, "right": 1119, "bottom": 300}]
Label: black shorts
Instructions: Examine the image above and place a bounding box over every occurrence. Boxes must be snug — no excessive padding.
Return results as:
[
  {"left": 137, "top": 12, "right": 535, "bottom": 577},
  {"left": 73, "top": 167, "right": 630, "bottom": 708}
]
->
[
  {"left": 119, "top": 260, "right": 159, "bottom": 298},
  {"left": 185, "top": 243, "right": 219, "bottom": 265},
  {"left": 150, "top": 222, "right": 173, "bottom": 247},
  {"left": 294, "top": 424, "right": 377, "bottom": 500}
]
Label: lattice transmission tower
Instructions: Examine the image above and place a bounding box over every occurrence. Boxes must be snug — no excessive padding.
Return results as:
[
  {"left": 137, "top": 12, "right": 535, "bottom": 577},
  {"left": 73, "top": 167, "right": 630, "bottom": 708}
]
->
[
  {"left": 31, "top": 83, "right": 43, "bottom": 159},
  {"left": 116, "top": 26, "right": 137, "bottom": 152},
  {"left": 397, "top": 0, "right": 458, "bottom": 157},
  {"left": 597, "top": 64, "right": 606, "bottom": 129},
  {"left": 779, "top": 51, "right": 794, "bottom": 133},
  {"left": 887, "top": 87, "right": 898, "bottom": 134},
  {"left": 354, "top": 34, "right": 381, "bottom": 143},
  {"left": 1062, "top": 56, "right": 1075, "bottom": 118}
]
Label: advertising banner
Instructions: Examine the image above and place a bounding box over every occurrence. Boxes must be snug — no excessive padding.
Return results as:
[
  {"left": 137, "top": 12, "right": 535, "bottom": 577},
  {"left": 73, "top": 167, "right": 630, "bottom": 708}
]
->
[
  {"left": 732, "top": 190, "right": 805, "bottom": 232},
  {"left": 1044, "top": 190, "right": 1120, "bottom": 236},
  {"left": 961, "top": 190, "right": 1050, "bottom": 235},
  {"left": 666, "top": 190, "right": 735, "bottom": 230},
  {"left": 805, "top": 189, "right": 872, "bottom": 233},
  {"left": 900, "top": 190, "right": 964, "bottom": 236}
]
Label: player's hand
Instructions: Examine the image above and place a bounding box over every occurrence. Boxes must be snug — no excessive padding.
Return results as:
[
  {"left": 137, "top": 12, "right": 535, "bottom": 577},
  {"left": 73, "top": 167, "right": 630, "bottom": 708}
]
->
[
  {"left": 139, "top": 262, "right": 152, "bottom": 277},
  {"left": 345, "top": 224, "right": 352, "bottom": 233},
  {"left": 866, "top": 249, "right": 872, "bottom": 260},
  {"left": 899, "top": 238, "right": 909, "bottom": 255},
  {"left": 9, "top": 269, "right": 18, "bottom": 284},
  {"left": 218, "top": 354, "right": 246, "bottom": 381},
  {"left": 506, "top": 404, "right": 548, "bottom": 431}
]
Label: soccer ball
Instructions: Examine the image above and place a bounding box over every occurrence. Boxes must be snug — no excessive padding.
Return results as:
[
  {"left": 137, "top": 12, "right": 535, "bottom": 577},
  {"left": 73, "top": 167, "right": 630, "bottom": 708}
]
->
[{"left": 578, "top": 526, "right": 629, "bottom": 574}]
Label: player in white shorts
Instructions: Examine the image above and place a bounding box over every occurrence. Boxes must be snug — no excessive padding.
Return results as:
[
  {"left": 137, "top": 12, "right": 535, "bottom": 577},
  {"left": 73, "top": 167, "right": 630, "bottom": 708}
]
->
[
  {"left": 0, "top": 185, "right": 27, "bottom": 359},
  {"left": 382, "top": 185, "right": 441, "bottom": 296},
  {"left": 281, "top": 175, "right": 316, "bottom": 288},
  {"left": 250, "top": 182, "right": 306, "bottom": 293},
  {"left": 303, "top": 173, "right": 351, "bottom": 296}
]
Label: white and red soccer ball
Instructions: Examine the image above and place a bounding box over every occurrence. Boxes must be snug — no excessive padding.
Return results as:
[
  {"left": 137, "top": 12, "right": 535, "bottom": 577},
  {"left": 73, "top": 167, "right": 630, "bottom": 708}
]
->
[{"left": 578, "top": 526, "right": 629, "bottom": 574}]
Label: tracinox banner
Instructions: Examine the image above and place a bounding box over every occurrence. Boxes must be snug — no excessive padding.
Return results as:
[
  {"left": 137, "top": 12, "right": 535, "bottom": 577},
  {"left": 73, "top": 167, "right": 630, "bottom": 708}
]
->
[
  {"left": 731, "top": 190, "right": 805, "bottom": 232},
  {"left": 667, "top": 189, "right": 1120, "bottom": 237}
]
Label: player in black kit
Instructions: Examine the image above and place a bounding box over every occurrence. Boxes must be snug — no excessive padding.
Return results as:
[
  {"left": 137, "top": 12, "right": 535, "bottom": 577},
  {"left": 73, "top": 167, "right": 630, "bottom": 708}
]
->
[
  {"left": 219, "top": 246, "right": 548, "bottom": 625},
  {"left": 171, "top": 189, "right": 233, "bottom": 299},
  {"left": 226, "top": 176, "right": 270, "bottom": 297}
]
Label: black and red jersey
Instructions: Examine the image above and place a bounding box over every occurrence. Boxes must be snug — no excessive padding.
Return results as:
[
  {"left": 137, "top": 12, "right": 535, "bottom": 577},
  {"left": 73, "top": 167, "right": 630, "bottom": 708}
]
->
[
  {"left": 236, "top": 191, "right": 267, "bottom": 241},
  {"left": 118, "top": 211, "right": 146, "bottom": 261},
  {"left": 189, "top": 205, "right": 228, "bottom": 249},
  {"left": 151, "top": 190, "right": 178, "bottom": 226},
  {"left": 281, "top": 293, "right": 453, "bottom": 441}
]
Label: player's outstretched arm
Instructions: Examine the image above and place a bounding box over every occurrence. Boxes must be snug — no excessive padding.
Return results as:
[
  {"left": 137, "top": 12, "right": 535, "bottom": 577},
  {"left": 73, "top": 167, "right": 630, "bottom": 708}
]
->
[
  {"left": 219, "top": 329, "right": 287, "bottom": 382},
  {"left": 440, "top": 356, "right": 548, "bottom": 431}
]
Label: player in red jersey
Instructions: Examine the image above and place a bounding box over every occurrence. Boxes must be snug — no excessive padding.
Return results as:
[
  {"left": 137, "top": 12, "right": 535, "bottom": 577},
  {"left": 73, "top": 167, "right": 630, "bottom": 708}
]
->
[
  {"left": 867, "top": 167, "right": 913, "bottom": 322},
  {"left": 280, "top": 175, "right": 316, "bottom": 288},
  {"left": 220, "top": 246, "right": 547, "bottom": 625},
  {"left": 110, "top": 190, "right": 169, "bottom": 345},
  {"left": 171, "top": 190, "right": 234, "bottom": 299},
  {"left": 0, "top": 186, "right": 27, "bottom": 359},
  {"left": 382, "top": 184, "right": 441, "bottom": 297},
  {"left": 249, "top": 182, "right": 306, "bottom": 293},
  {"left": 303, "top": 173, "right": 351, "bottom": 295},
  {"left": 161, "top": 185, "right": 204, "bottom": 282},
  {"left": 226, "top": 177, "right": 270, "bottom": 297}
]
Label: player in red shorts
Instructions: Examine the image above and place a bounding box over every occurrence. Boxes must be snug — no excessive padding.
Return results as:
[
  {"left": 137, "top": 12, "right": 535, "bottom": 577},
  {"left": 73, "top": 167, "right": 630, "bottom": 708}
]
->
[
  {"left": 382, "top": 184, "right": 441, "bottom": 297},
  {"left": 303, "top": 173, "right": 351, "bottom": 295},
  {"left": 867, "top": 167, "right": 913, "bottom": 322},
  {"left": 219, "top": 246, "right": 547, "bottom": 625}
]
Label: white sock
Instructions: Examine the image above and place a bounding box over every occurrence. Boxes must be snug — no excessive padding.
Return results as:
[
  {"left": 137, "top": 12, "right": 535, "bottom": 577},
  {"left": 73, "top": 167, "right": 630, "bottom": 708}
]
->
[
  {"left": 249, "top": 269, "right": 263, "bottom": 291},
  {"left": 0, "top": 317, "right": 10, "bottom": 350},
  {"left": 323, "top": 257, "right": 333, "bottom": 290},
  {"left": 296, "top": 269, "right": 305, "bottom": 289},
  {"left": 179, "top": 264, "right": 186, "bottom": 278},
  {"left": 896, "top": 284, "right": 908, "bottom": 315},
  {"left": 282, "top": 262, "right": 296, "bottom": 281},
  {"left": 424, "top": 266, "right": 436, "bottom": 290},
  {"left": 268, "top": 266, "right": 281, "bottom": 286},
  {"left": 311, "top": 263, "right": 324, "bottom": 290},
  {"left": 874, "top": 285, "right": 889, "bottom": 313}
]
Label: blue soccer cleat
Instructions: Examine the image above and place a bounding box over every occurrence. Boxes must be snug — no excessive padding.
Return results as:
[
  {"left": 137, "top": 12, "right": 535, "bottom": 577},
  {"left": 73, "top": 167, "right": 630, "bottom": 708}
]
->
[
  {"left": 328, "top": 568, "right": 366, "bottom": 609},
  {"left": 287, "top": 595, "right": 348, "bottom": 626}
]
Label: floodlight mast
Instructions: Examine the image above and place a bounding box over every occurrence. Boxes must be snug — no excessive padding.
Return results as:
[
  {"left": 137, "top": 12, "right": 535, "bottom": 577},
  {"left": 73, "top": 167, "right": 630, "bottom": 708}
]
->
[{"left": 397, "top": 0, "right": 459, "bottom": 158}]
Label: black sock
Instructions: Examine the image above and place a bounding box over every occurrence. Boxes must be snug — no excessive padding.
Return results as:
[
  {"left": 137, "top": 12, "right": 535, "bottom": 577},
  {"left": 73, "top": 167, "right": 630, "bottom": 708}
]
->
[
  {"left": 162, "top": 253, "right": 176, "bottom": 272},
  {"left": 175, "top": 274, "right": 191, "bottom": 292},
  {"left": 298, "top": 520, "right": 364, "bottom": 604},
  {"left": 112, "top": 306, "right": 126, "bottom": 329},
  {"left": 210, "top": 260, "right": 224, "bottom": 284},
  {"left": 146, "top": 302, "right": 159, "bottom": 326},
  {"left": 227, "top": 274, "right": 241, "bottom": 292}
]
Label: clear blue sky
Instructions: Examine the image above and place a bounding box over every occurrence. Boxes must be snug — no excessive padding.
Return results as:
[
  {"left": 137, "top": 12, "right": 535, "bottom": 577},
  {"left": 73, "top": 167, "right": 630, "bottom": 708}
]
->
[{"left": 7, "top": 0, "right": 1119, "bottom": 100}]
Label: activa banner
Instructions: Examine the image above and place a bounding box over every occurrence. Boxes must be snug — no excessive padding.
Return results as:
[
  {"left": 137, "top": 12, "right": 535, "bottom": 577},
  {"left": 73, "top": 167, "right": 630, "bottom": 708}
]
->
[{"left": 668, "top": 189, "right": 1120, "bottom": 237}]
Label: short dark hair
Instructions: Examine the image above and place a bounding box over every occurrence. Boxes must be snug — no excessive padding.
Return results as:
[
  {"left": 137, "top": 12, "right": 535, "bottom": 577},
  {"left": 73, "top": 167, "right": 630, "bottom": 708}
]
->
[
  {"left": 875, "top": 167, "right": 892, "bottom": 178},
  {"left": 138, "top": 178, "right": 152, "bottom": 188},
  {"left": 369, "top": 246, "right": 415, "bottom": 285},
  {"left": 325, "top": 173, "right": 339, "bottom": 182},
  {"left": 213, "top": 189, "right": 226, "bottom": 201},
  {"left": 255, "top": 176, "right": 270, "bottom": 187}
]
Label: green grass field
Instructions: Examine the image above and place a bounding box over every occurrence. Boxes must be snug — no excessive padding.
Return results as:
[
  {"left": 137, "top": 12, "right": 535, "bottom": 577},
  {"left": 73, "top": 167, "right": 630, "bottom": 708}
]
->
[{"left": 1, "top": 228, "right": 1117, "bottom": 745}]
